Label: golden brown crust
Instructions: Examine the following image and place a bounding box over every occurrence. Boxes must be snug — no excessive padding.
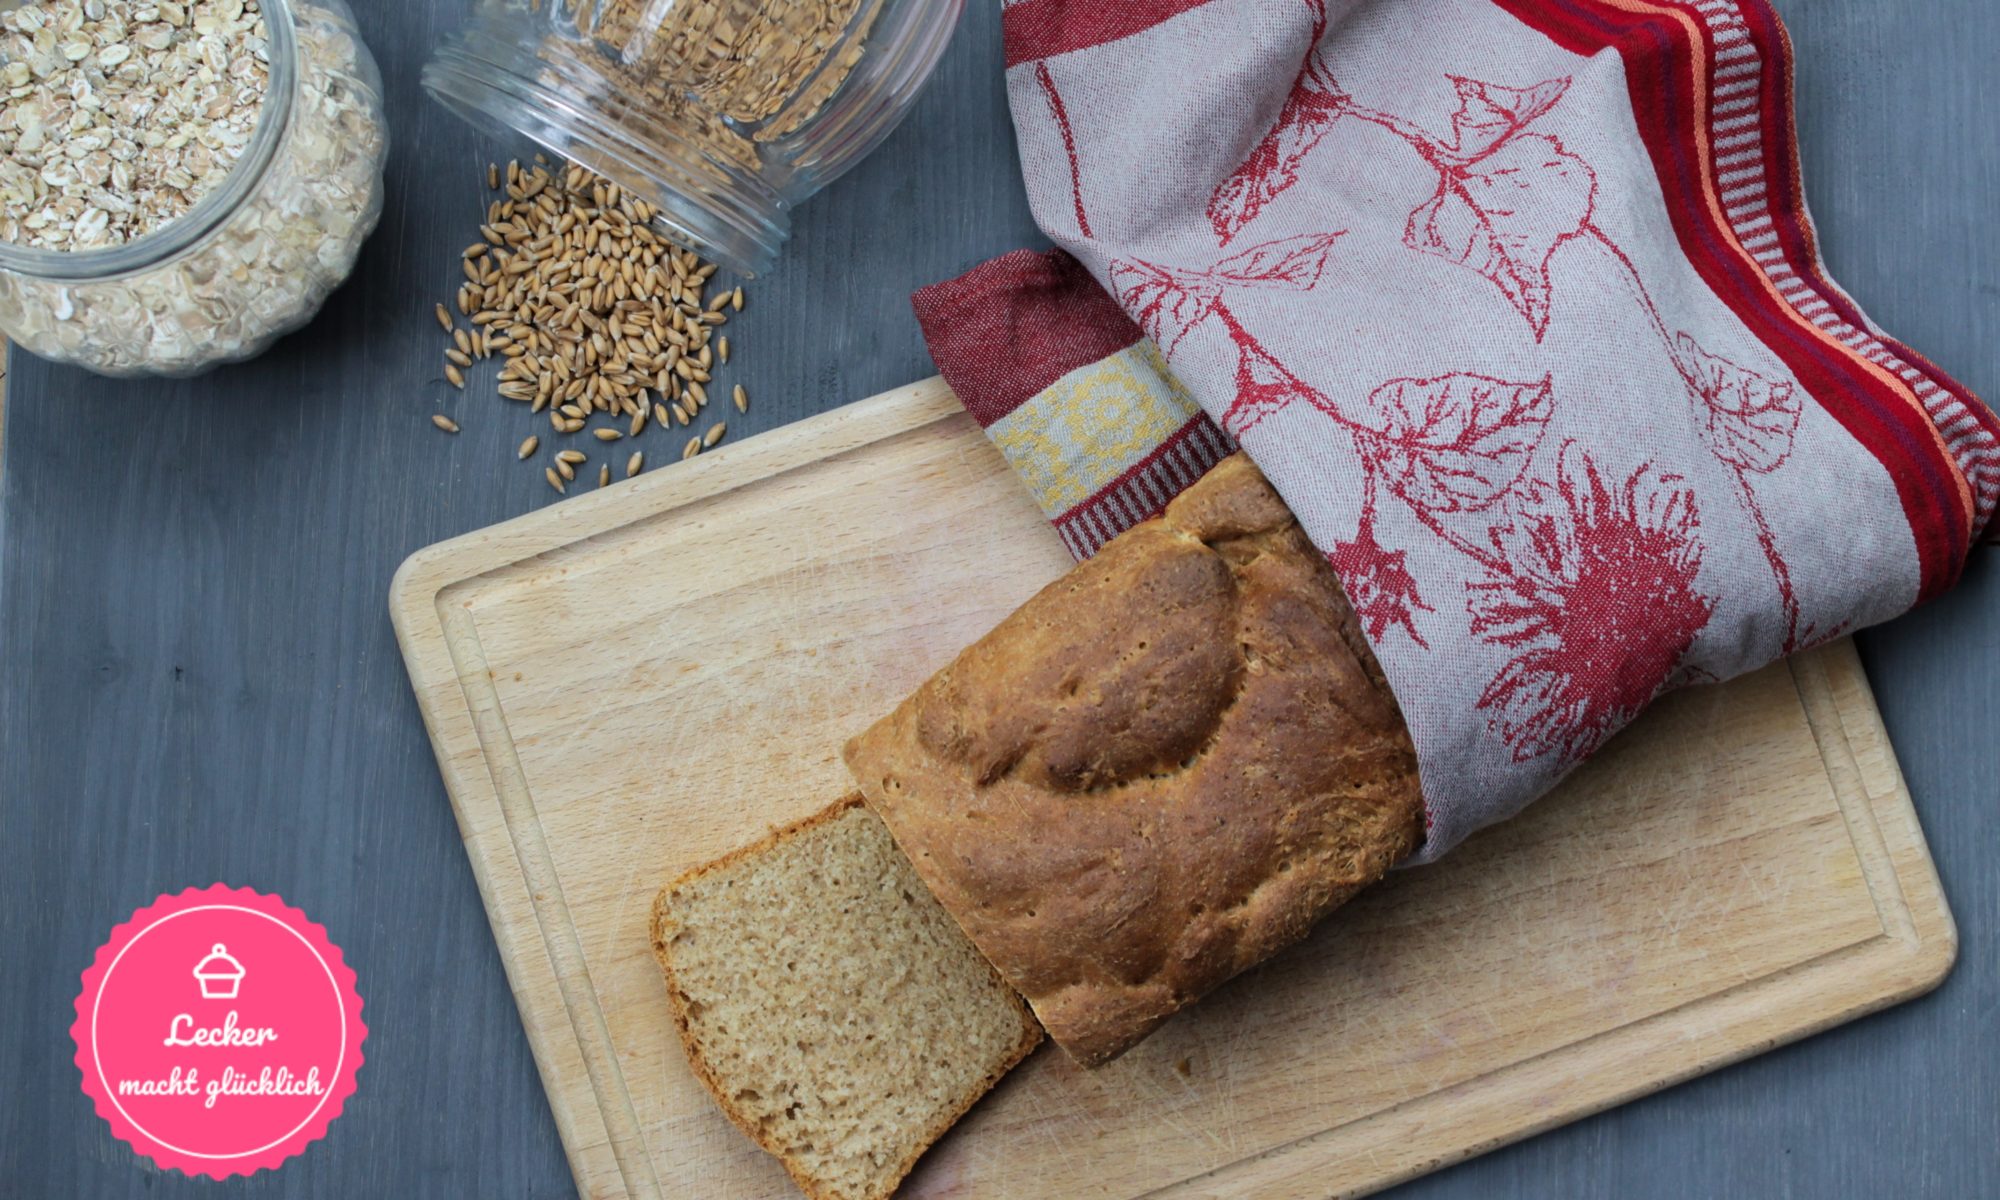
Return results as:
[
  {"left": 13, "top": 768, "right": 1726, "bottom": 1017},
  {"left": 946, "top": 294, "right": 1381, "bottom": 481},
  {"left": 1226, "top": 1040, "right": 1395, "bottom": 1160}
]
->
[
  {"left": 844, "top": 454, "right": 1424, "bottom": 1066},
  {"left": 649, "top": 795, "right": 1043, "bottom": 1200}
]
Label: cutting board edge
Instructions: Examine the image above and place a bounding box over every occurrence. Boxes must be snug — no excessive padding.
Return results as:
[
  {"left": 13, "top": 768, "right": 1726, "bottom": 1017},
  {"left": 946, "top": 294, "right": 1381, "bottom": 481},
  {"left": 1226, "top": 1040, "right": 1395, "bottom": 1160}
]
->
[
  {"left": 394, "top": 556, "right": 633, "bottom": 1200},
  {"left": 387, "top": 375, "right": 963, "bottom": 627},
  {"left": 1153, "top": 641, "right": 1956, "bottom": 1200},
  {"left": 389, "top": 379, "right": 1958, "bottom": 1200},
  {"left": 390, "top": 378, "right": 971, "bottom": 1200}
]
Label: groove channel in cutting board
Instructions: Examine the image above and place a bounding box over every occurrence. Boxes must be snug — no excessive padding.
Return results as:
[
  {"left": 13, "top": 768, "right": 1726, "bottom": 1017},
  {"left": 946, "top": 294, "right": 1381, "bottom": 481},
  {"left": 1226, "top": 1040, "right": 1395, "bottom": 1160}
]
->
[{"left": 391, "top": 376, "right": 1954, "bottom": 1200}]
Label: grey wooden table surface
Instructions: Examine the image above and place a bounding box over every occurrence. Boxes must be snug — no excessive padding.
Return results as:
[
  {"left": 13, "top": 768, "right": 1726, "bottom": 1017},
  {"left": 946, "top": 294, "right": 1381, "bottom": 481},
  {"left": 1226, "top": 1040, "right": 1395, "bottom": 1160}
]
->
[{"left": 3, "top": 1, "right": 1996, "bottom": 1196}]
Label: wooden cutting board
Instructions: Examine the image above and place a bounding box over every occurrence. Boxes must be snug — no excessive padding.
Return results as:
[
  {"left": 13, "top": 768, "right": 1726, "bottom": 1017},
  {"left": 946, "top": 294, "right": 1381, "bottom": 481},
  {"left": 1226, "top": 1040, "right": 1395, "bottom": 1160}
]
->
[{"left": 391, "top": 376, "right": 1955, "bottom": 1200}]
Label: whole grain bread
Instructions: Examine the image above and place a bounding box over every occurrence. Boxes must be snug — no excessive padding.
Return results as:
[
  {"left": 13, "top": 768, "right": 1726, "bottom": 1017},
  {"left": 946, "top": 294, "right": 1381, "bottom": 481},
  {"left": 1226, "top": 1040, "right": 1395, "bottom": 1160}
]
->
[
  {"left": 843, "top": 453, "right": 1424, "bottom": 1066},
  {"left": 650, "top": 796, "right": 1043, "bottom": 1200}
]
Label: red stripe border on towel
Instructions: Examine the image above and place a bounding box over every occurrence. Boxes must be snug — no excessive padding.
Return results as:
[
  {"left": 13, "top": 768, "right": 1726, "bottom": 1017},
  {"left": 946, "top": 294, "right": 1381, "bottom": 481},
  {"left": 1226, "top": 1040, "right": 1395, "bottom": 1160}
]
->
[
  {"left": 1052, "top": 416, "right": 1237, "bottom": 558},
  {"left": 1733, "top": 0, "right": 2000, "bottom": 535},
  {"left": 913, "top": 249, "right": 1143, "bottom": 428},
  {"left": 1493, "top": 0, "right": 1994, "bottom": 596},
  {"left": 1002, "top": 0, "right": 1221, "bottom": 68}
]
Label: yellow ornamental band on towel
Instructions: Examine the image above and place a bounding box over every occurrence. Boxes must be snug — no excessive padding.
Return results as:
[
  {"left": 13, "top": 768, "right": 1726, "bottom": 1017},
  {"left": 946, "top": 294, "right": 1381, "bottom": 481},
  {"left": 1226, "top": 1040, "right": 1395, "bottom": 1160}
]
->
[{"left": 985, "top": 340, "right": 1203, "bottom": 517}]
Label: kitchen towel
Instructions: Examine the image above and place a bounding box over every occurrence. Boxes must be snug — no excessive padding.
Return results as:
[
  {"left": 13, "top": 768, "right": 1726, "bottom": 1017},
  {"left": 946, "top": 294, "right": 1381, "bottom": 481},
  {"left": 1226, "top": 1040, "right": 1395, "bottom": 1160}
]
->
[{"left": 918, "top": 0, "right": 1998, "bottom": 861}]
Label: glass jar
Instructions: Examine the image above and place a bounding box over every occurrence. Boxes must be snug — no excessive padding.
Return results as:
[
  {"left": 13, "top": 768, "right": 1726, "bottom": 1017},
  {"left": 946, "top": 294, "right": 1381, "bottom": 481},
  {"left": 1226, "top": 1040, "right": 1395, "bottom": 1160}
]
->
[
  {"left": 0, "top": 0, "right": 387, "bottom": 377},
  {"left": 424, "top": 0, "right": 961, "bottom": 277}
]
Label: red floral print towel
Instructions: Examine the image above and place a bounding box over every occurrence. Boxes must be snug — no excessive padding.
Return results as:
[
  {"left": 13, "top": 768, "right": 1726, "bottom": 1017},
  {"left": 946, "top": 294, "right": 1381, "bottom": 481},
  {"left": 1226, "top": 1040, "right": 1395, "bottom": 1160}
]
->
[{"left": 921, "top": 0, "right": 1998, "bottom": 861}]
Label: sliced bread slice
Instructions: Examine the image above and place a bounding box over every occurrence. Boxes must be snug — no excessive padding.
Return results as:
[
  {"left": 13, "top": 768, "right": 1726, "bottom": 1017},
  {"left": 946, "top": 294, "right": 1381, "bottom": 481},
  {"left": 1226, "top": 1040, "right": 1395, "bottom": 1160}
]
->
[{"left": 650, "top": 795, "right": 1042, "bottom": 1200}]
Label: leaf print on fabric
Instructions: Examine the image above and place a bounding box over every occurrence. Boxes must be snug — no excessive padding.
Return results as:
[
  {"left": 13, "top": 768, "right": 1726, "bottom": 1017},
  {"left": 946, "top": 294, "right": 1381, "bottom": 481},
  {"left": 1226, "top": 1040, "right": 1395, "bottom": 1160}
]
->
[
  {"left": 1107, "top": 234, "right": 1348, "bottom": 435},
  {"left": 1219, "top": 310, "right": 1338, "bottom": 435},
  {"left": 1329, "top": 489, "right": 1433, "bottom": 648},
  {"left": 1583, "top": 226, "right": 1809, "bottom": 650},
  {"left": 1109, "top": 233, "right": 1346, "bottom": 359},
  {"left": 1673, "top": 332, "right": 1802, "bottom": 473},
  {"left": 1209, "top": 231, "right": 1346, "bottom": 290},
  {"left": 1669, "top": 330, "right": 1806, "bottom": 647},
  {"left": 1210, "top": 60, "right": 1593, "bottom": 336},
  {"left": 1108, "top": 258, "right": 1217, "bottom": 358},
  {"left": 1208, "top": 0, "right": 1344, "bottom": 243},
  {"left": 1442, "top": 75, "right": 1571, "bottom": 159},
  {"left": 1362, "top": 372, "right": 1555, "bottom": 513},
  {"left": 1468, "top": 442, "right": 1716, "bottom": 765},
  {"left": 1402, "top": 130, "right": 1595, "bottom": 341}
]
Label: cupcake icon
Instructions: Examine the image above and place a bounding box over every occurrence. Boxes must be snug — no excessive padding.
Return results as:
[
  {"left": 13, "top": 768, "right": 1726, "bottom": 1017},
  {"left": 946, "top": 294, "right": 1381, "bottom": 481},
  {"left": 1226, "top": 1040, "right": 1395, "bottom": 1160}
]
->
[{"left": 192, "top": 944, "right": 247, "bottom": 1000}]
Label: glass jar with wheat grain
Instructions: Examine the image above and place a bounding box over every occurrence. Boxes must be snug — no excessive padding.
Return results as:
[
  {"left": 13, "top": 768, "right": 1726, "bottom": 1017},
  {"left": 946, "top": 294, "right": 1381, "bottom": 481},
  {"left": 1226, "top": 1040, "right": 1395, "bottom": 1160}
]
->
[{"left": 423, "top": 0, "right": 961, "bottom": 278}]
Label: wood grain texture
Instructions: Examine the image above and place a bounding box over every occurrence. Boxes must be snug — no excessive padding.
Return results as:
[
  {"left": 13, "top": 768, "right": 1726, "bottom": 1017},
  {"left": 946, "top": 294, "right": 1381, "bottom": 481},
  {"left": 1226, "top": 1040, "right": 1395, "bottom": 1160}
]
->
[
  {"left": 1, "top": 1, "right": 1996, "bottom": 1198},
  {"left": 392, "top": 379, "right": 1954, "bottom": 1200}
]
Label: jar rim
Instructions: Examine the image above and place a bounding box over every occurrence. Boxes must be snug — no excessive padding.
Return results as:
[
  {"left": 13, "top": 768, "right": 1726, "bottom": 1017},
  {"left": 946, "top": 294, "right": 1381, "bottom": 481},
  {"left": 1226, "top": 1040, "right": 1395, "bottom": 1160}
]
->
[
  {"left": 425, "top": 37, "right": 790, "bottom": 278},
  {"left": 424, "top": 0, "right": 964, "bottom": 278},
  {"left": 0, "top": 0, "right": 299, "bottom": 282}
]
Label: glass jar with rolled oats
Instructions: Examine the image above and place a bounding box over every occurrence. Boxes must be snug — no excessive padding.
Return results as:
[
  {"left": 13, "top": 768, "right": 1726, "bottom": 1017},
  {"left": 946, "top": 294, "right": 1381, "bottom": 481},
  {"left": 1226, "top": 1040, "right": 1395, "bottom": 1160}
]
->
[
  {"left": 424, "top": 0, "right": 960, "bottom": 277},
  {"left": 0, "top": 0, "right": 386, "bottom": 376}
]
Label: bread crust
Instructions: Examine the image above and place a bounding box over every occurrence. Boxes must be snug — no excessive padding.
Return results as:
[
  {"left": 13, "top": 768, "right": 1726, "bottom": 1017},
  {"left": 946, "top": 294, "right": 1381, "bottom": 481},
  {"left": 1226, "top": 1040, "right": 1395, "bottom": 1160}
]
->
[
  {"left": 844, "top": 455, "right": 1424, "bottom": 1066},
  {"left": 649, "top": 795, "right": 1044, "bottom": 1200}
]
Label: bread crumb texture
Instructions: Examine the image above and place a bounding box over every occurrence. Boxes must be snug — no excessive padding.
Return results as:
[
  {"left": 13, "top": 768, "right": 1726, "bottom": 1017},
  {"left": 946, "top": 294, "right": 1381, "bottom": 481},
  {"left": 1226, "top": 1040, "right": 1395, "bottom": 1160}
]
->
[{"left": 651, "top": 798, "right": 1041, "bottom": 1200}]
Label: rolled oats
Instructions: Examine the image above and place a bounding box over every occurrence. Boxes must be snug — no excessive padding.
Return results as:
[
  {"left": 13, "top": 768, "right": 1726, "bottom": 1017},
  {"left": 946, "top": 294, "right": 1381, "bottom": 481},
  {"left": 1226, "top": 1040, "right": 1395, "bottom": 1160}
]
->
[
  {"left": 0, "top": 0, "right": 387, "bottom": 375},
  {"left": 0, "top": 0, "right": 272, "bottom": 250}
]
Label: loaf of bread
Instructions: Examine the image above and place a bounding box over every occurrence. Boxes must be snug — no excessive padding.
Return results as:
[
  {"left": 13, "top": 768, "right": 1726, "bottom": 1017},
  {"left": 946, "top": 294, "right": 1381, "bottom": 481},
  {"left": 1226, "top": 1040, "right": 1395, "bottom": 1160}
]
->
[
  {"left": 650, "top": 796, "right": 1043, "bottom": 1200},
  {"left": 843, "top": 454, "right": 1424, "bottom": 1066}
]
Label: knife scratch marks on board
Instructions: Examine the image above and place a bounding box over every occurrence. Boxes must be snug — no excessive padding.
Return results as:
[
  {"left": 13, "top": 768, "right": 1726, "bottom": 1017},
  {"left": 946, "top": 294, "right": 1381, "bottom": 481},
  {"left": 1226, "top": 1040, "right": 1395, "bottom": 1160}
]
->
[
  {"left": 1123, "top": 1049, "right": 1229, "bottom": 1161},
  {"left": 1654, "top": 887, "right": 1694, "bottom": 951},
  {"left": 1728, "top": 839, "right": 1777, "bottom": 908},
  {"left": 599, "top": 863, "right": 643, "bottom": 968},
  {"left": 1015, "top": 1076, "right": 1089, "bottom": 1174}
]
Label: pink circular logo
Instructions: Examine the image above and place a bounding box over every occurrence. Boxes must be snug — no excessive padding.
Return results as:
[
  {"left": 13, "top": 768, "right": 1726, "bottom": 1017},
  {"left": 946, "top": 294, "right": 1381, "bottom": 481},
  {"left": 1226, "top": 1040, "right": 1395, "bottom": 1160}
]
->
[{"left": 70, "top": 885, "right": 366, "bottom": 1177}]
